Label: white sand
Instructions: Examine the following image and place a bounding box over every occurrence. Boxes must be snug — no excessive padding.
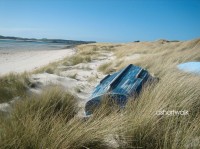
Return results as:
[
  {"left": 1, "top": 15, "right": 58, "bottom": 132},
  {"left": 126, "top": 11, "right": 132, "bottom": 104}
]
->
[
  {"left": 30, "top": 52, "right": 117, "bottom": 116},
  {"left": 0, "top": 47, "right": 140, "bottom": 116},
  {"left": 31, "top": 52, "right": 115, "bottom": 99},
  {"left": 0, "top": 48, "right": 75, "bottom": 75}
]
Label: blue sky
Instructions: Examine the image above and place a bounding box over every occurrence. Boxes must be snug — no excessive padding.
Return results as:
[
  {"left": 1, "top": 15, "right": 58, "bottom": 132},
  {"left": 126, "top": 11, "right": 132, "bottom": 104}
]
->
[{"left": 0, "top": 0, "right": 199, "bottom": 42}]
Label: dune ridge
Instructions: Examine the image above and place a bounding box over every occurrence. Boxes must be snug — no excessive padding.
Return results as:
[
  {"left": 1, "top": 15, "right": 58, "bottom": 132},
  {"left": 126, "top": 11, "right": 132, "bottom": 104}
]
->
[{"left": 0, "top": 38, "right": 200, "bottom": 149}]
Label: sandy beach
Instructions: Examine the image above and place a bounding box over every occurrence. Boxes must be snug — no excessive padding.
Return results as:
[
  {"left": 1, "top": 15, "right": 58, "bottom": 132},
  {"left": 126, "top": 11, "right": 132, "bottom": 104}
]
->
[
  {"left": 0, "top": 48, "right": 75, "bottom": 75},
  {"left": 0, "top": 39, "right": 200, "bottom": 148},
  {"left": 0, "top": 43, "right": 120, "bottom": 116},
  {"left": 0, "top": 0, "right": 199, "bottom": 148}
]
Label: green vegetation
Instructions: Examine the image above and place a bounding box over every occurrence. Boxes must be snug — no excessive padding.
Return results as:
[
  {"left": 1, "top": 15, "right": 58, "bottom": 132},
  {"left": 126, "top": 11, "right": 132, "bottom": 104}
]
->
[
  {"left": 0, "top": 39, "right": 200, "bottom": 148},
  {"left": 0, "top": 73, "right": 31, "bottom": 103},
  {"left": 61, "top": 55, "right": 91, "bottom": 67},
  {"left": 118, "top": 72, "right": 200, "bottom": 149},
  {"left": 0, "top": 87, "right": 120, "bottom": 149},
  {"left": 0, "top": 73, "right": 199, "bottom": 148},
  {"left": 66, "top": 55, "right": 92, "bottom": 66},
  {"left": 0, "top": 86, "right": 80, "bottom": 148}
]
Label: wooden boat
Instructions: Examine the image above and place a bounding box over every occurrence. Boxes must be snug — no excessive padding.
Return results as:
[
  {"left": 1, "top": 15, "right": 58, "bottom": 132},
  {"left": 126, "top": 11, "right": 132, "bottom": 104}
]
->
[{"left": 85, "top": 64, "right": 154, "bottom": 115}]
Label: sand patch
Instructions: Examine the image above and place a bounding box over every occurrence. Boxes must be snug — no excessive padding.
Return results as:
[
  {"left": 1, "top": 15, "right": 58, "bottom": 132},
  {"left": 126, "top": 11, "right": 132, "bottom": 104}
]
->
[{"left": 0, "top": 48, "right": 75, "bottom": 75}]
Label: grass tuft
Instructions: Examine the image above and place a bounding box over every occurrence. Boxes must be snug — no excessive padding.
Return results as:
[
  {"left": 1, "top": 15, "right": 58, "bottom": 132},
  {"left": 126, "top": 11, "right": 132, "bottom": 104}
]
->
[
  {"left": 62, "top": 55, "right": 92, "bottom": 66},
  {"left": 98, "top": 62, "right": 115, "bottom": 74},
  {"left": 0, "top": 73, "right": 30, "bottom": 103},
  {"left": 0, "top": 86, "right": 79, "bottom": 148}
]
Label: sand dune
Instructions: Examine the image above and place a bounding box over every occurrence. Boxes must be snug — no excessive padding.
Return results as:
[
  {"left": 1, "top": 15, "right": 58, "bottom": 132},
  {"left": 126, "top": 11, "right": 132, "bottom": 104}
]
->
[
  {"left": 1, "top": 39, "right": 200, "bottom": 148},
  {"left": 1, "top": 38, "right": 199, "bottom": 115}
]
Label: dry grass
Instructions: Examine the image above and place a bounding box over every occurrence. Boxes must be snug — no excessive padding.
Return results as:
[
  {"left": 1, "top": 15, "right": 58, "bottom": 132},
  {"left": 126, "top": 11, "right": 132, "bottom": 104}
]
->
[
  {"left": 98, "top": 62, "right": 114, "bottom": 74},
  {"left": 0, "top": 73, "right": 31, "bottom": 103},
  {"left": 0, "top": 71, "right": 199, "bottom": 148},
  {"left": 65, "top": 55, "right": 92, "bottom": 66},
  {"left": 33, "top": 44, "right": 118, "bottom": 75},
  {"left": 0, "top": 86, "right": 79, "bottom": 148},
  {"left": 111, "top": 38, "right": 200, "bottom": 77},
  {"left": 33, "top": 61, "right": 59, "bottom": 74},
  {"left": 118, "top": 72, "right": 200, "bottom": 149},
  {"left": 0, "top": 39, "right": 200, "bottom": 148},
  {"left": 0, "top": 86, "right": 121, "bottom": 149},
  {"left": 87, "top": 75, "right": 98, "bottom": 82}
]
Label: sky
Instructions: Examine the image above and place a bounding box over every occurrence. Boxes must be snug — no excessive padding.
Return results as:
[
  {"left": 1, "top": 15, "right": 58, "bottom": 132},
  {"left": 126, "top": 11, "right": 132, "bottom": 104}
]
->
[{"left": 0, "top": 0, "right": 200, "bottom": 42}]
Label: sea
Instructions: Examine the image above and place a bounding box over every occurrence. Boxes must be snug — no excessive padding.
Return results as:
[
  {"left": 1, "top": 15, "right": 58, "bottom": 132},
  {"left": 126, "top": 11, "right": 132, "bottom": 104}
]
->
[{"left": 0, "top": 39, "right": 67, "bottom": 52}]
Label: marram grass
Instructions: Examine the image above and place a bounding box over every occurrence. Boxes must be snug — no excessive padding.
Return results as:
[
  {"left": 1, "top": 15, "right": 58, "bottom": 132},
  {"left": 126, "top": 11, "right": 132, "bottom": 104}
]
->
[
  {"left": 0, "top": 72, "right": 199, "bottom": 149},
  {"left": 0, "top": 39, "right": 200, "bottom": 148}
]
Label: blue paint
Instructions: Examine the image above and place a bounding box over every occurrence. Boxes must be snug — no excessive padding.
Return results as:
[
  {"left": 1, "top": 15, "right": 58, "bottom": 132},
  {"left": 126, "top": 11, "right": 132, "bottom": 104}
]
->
[
  {"left": 178, "top": 62, "right": 200, "bottom": 74},
  {"left": 85, "top": 64, "right": 152, "bottom": 115}
]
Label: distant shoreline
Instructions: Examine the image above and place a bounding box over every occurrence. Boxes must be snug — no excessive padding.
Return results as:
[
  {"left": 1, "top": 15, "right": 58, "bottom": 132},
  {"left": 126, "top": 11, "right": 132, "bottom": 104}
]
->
[{"left": 0, "top": 35, "right": 96, "bottom": 45}]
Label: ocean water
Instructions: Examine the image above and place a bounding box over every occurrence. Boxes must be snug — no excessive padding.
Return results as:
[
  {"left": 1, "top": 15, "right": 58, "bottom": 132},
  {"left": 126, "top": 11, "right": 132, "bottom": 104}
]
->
[{"left": 0, "top": 39, "right": 67, "bottom": 52}]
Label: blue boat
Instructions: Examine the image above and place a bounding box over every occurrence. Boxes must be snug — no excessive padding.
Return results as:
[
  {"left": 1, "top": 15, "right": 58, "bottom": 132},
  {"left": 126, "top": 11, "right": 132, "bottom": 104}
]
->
[{"left": 85, "top": 64, "right": 154, "bottom": 115}]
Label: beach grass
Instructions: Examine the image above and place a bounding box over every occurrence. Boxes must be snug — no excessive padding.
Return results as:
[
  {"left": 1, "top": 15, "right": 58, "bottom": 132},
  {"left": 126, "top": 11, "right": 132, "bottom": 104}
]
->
[
  {"left": 33, "top": 61, "right": 60, "bottom": 74},
  {"left": 0, "top": 73, "right": 31, "bottom": 103},
  {"left": 65, "top": 55, "right": 92, "bottom": 66},
  {"left": 98, "top": 62, "right": 113, "bottom": 74},
  {"left": 0, "top": 72, "right": 199, "bottom": 149},
  {"left": 0, "top": 86, "right": 120, "bottom": 149},
  {"left": 118, "top": 72, "right": 200, "bottom": 149},
  {"left": 0, "top": 39, "right": 200, "bottom": 148}
]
